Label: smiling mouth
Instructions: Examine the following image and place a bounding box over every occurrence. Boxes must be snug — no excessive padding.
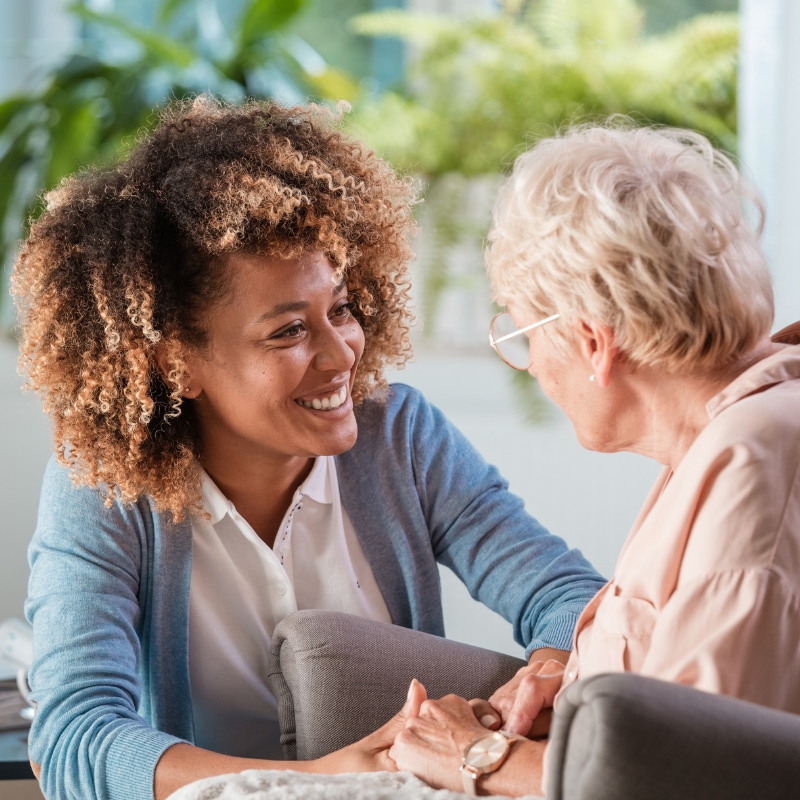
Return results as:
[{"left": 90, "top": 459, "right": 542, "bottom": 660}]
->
[{"left": 295, "top": 385, "right": 348, "bottom": 411}]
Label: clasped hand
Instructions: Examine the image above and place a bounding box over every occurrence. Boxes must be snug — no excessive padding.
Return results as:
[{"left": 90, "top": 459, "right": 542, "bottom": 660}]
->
[{"left": 387, "top": 659, "right": 565, "bottom": 792}]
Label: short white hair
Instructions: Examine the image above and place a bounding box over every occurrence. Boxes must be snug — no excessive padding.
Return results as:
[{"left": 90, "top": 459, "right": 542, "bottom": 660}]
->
[{"left": 487, "top": 123, "right": 774, "bottom": 373}]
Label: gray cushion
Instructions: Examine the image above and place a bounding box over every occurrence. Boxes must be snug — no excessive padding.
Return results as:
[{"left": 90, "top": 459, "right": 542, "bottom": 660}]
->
[
  {"left": 267, "top": 610, "right": 526, "bottom": 760},
  {"left": 547, "top": 673, "right": 800, "bottom": 800}
]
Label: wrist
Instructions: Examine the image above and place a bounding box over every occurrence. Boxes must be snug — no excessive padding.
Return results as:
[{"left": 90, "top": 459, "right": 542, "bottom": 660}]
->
[
  {"left": 527, "top": 647, "right": 569, "bottom": 667},
  {"left": 478, "top": 739, "right": 546, "bottom": 798}
]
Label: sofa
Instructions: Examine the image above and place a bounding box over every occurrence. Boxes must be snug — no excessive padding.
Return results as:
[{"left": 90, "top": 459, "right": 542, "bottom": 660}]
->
[{"left": 268, "top": 610, "right": 800, "bottom": 799}]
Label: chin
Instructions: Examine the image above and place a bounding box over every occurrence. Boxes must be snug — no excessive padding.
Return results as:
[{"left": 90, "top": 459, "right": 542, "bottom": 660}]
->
[
  {"left": 310, "top": 419, "right": 359, "bottom": 456},
  {"left": 574, "top": 426, "right": 613, "bottom": 454}
]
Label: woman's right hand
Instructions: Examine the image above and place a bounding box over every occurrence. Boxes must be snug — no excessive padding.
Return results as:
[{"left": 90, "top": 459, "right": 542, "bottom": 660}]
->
[{"left": 473, "top": 658, "right": 566, "bottom": 737}]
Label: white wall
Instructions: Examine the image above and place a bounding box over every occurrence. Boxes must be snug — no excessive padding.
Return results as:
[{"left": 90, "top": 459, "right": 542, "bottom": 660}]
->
[
  {"left": 0, "top": 342, "right": 52, "bottom": 621},
  {"left": 739, "top": 0, "right": 800, "bottom": 330}
]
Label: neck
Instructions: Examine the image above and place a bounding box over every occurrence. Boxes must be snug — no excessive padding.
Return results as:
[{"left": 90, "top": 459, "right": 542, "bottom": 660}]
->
[
  {"left": 615, "top": 338, "right": 782, "bottom": 471},
  {"left": 199, "top": 433, "right": 313, "bottom": 548}
]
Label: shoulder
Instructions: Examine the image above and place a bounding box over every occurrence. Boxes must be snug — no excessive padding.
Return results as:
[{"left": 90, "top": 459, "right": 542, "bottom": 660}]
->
[
  {"left": 688, "top": 377, "right": 800, "bottom": 494},
  {"left": 32, "top": 454, "right": 156, "bottom": 566},
  {"left": 678, "top": 380, "right": 800, "bottom": 579},
  {"left": 706, "top": 378, "right": 800, "bottom": 458},
  {"left": 353, "top": 383, "right": 442, "bottom": 443}
]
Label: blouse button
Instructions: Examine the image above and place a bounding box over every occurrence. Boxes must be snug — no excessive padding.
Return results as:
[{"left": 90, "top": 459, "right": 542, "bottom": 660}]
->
[
  {"left": 568, "top": 670, "right": 577, "bottom": 680},
  {"left": 275, "top": 583, "right": 288, "bottom": 596}
]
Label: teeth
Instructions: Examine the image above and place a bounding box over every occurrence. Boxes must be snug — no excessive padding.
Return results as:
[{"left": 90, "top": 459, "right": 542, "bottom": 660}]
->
[{"left": 298, "top": 385, "right": 347, "bottom": 411}]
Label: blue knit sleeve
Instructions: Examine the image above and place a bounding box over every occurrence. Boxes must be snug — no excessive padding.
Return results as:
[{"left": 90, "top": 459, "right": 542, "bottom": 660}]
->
[
  {"left": 402, "top": 386, "right": 607, "bottom": 656},
  {"left": 26, "top": 457, "right": 185, "bottom": 800}
]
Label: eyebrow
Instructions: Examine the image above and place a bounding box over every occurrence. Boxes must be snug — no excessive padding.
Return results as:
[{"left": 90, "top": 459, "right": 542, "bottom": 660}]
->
[
  {"left": 253, "top": 301, "right": 309, "bottom": 324},
  {"left": 252, "top": 283, "right": 348, "bottom": 325}
]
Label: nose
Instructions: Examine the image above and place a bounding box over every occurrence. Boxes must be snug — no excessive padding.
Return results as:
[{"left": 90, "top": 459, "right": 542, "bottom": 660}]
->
[{"left": 312, "top": 322, "right": 357, "bottom": 374}]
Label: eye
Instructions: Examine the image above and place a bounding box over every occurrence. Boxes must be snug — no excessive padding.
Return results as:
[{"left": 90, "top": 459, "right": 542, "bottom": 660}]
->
[
  {"left": 331, "top": 301, "right": 354, "bottom": 321},
  {"left": 271, "top": 322, "right": 306, "bottom": 340}
]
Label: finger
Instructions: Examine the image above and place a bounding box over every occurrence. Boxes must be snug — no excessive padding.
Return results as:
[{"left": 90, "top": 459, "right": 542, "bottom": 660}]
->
[
  {"left": 469, "top": 698, "right": 501, "bottom": 729},
  {"left": 404, "top": 678, "right": 428, "bottom": 719},
  {"left": 504, "top": 670, "right": 563, "bottom": 735},
  {"left": 420, "top": 694, "right": 471, "bottom": 722},
  {"left": 504, "top": 675, "right": 546, "bottom": 736},
  {"left": 367, "top": 679, "right": 429, "bottom": 747}
]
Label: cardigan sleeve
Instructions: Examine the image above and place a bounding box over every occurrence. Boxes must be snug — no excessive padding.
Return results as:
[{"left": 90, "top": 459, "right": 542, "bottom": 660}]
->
[
  {"left": 26, "top": 457, "right": 186, "bottom": 800},
  {"left": 405, "top": 386, "right": 606, "bottom": 656}
]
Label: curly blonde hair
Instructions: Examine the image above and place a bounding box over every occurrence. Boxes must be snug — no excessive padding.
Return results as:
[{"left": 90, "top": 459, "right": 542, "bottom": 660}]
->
[
  {"left": 488, "top": 123, "right": 773, "bottom": 374},
  {"left": 12, "top": 96, "right": 417, "bottom": 520}
]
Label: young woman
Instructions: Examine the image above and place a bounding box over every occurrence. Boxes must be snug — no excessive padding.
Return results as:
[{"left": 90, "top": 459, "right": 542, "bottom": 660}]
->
[{"left": 13, "top": 98, "right": 604, "bottom": 800}]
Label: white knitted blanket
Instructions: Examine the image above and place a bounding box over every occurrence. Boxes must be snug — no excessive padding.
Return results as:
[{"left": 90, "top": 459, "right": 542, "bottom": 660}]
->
[{"left": 167, "top": 769, "right": 543, "bottom": 800}]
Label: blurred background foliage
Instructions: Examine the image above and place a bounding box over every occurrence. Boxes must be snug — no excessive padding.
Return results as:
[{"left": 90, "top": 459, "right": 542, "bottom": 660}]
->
[
  {"left": 348, "top": 0, "right": 738, "bottom": 176},
  {"left": 0, "top": 0, "right": 738, "bottom": 420},
  {"left": 0, "top": 0, "right": 362, "bottom": 282},
  {"left": 346, "top": 0, "right": 737, "bottom": 417}
]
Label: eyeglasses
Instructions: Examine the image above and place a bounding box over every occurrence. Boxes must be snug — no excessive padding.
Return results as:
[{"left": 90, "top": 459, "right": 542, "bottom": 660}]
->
[{"left": 489, "top": 312, "right": 560, "bottom": 370}]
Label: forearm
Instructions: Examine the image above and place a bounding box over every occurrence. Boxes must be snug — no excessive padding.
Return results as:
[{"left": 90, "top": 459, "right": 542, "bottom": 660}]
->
[
  {"left": 480, "top": 739, "right": 547, "bottom": 798},
  {"left": 154, "top": 743, "right": 297, "bottom": 800},
  {"left": 154, "top": 733, "right": 394, "bottom": 799}
]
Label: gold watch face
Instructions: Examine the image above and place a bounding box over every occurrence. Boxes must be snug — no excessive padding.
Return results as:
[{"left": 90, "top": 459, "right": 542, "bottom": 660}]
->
[{"left": 463, "top": 732, "right": 509, "bottom": 770}]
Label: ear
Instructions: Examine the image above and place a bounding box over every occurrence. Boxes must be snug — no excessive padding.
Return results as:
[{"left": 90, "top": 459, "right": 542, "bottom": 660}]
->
[
  {"left": 155, "top": 340, "right": 202, "bottom": 400},
  {"left": 572, "top": 319, "right": 618, "bottom": 388}
]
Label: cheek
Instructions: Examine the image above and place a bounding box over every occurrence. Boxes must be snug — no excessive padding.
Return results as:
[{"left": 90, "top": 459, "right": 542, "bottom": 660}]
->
[{"left": 348, "top": 323, "right": 366, "bottom": 366}]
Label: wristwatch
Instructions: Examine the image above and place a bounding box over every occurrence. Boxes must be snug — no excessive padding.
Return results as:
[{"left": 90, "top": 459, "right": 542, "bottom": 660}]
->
[{"left": 460, "top": 729, "right": 523, "bottom": 796}]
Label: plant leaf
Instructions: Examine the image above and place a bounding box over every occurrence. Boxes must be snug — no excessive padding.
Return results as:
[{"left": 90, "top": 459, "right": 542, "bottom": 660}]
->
[
  {"left": 157, "top": 0, "right": 194, "bottom": 25},
  {"left": 46, "top": 100, "right": 101, "bottom": 188},
  {"left": 238, "top": 0, "right": 308, "bottom": 49},
  {"left": 0, "top": 98, "right": 30, "bottom": 136},
  {"left": 349, "top": 10, "right": 451, "bottom": 41},
  {"left": 304, "top": 67, "right": 359, "bottom": 103}
]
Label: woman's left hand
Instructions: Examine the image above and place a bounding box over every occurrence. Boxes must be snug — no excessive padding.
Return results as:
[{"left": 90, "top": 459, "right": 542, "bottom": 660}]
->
[{"left": 388, "top": 691, "right": 489, "bottom": 792}]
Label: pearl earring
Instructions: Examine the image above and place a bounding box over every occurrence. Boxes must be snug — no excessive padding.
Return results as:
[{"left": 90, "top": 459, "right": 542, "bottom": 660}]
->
[{"left": 589, "top": 375, "right": 596, "bottom": 382}]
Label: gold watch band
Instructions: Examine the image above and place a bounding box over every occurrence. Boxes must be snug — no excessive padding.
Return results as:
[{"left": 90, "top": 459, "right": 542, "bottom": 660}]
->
[{"left": 461, "top": 764, "right": 480, "bottom": 796}]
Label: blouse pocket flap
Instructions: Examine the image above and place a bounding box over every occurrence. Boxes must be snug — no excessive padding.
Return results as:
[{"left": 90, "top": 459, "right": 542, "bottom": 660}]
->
[{"left": 595, "top": 594, "right": 658, "bottom": 639}]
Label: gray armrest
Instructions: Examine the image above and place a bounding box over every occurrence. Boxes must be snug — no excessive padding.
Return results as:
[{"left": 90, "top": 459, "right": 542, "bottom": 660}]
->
[
  {"left": 547, "top": 673, "right": 800, "bottom": 800},
  {"left": 267, "top": 610, "right": 526, "bottom": 760}
]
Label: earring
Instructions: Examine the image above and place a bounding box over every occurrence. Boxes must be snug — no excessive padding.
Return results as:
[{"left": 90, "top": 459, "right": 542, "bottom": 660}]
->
[{"left": 589, "top": 375, "right": 596, "bottom": 382}]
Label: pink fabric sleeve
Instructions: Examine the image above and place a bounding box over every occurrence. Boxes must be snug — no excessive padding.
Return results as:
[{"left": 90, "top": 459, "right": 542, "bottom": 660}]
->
[{"left": 639, "top": 567, "right": 800, "bottom": 712}]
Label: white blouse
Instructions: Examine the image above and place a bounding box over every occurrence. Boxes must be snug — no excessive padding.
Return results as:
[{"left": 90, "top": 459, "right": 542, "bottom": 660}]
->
[{"left": 188, "top": 456, "right": 392, "bottom": 759}]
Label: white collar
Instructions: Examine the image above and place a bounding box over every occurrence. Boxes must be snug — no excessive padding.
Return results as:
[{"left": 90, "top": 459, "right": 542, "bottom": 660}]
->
[{"left": 200, "top": 457, "right": 333, "bottom": 526}]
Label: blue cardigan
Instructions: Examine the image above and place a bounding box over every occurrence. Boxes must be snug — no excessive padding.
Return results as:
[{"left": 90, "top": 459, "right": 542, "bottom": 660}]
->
[{"left": 26, "top": 384, "right": 604, "bottom": 800}]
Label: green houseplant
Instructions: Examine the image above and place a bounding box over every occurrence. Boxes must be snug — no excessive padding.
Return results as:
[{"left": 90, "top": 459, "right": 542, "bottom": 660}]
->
[{"left": 0, "top": 0, "right": 357, "bottom": 321}]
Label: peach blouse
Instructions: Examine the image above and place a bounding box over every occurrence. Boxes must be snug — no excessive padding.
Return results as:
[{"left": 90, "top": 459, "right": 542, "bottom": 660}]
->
[{"left": 558, "top": 341, "right": 800, "bottom": 714}]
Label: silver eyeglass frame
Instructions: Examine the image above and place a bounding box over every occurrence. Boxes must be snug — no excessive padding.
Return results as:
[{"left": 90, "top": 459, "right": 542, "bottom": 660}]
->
[{"left": 489, "top": 312, "right": 560, "bottom": 370}]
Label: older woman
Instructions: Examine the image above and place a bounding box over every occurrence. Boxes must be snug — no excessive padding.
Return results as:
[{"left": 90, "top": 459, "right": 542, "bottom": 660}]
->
[
  {"left": 13, "top": 98, "right": 604, "bottom": 800},
  {"left": 388, "top": 124, "right": 800, "bottom": 796}
]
